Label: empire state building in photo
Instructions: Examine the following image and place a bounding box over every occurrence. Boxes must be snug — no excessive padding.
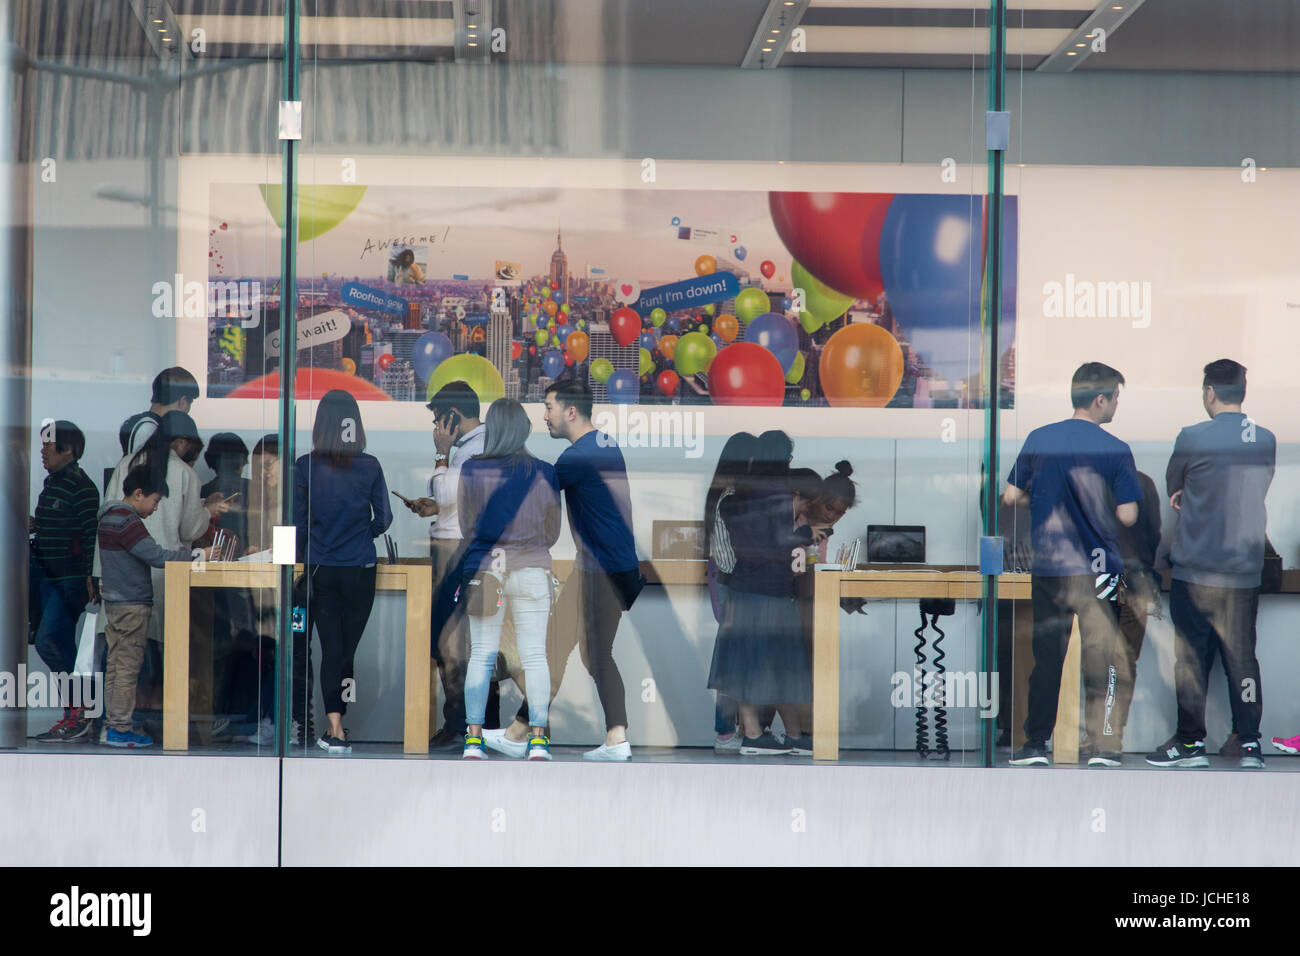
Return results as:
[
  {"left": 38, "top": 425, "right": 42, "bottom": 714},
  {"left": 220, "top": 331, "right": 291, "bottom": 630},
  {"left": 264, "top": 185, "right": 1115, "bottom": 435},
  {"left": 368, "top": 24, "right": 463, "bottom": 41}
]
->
[{"left": 549, "top": 228, "right": 570, "bottom": 305}]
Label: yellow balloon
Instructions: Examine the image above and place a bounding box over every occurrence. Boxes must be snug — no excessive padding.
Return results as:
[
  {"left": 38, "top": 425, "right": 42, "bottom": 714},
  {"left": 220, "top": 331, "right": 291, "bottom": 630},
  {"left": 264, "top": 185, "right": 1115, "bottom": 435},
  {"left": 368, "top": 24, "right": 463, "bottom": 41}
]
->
[
  {"left": 259, "top": 184, "right": 369, "bottom": 243},
  {"left": 340, "top": 358, "right": 356, "bottom": 376},
  {"left": 425, "top": 354, "right": 506, "bottom": 405}
]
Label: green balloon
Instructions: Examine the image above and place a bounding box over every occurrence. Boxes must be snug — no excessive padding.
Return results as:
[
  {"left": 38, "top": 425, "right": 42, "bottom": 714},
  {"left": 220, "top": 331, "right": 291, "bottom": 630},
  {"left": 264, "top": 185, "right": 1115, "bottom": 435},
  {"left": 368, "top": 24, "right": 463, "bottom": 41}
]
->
[
  {"left": 590, "top": 358, "right": 614, "bottom": 384},
  {"left": 734, "top": 287, "right": 770, "bottom": 325},
  {"left": 704, "top": 304, "right": 716, "bottom": 316},
  {"left": 535, "top": 329, "right": 548, "bottom": 346},
  {"left": 550, "top": 334, "right": 560, "bottom": 347},
  {"left": 698, "top": 323, "right": 709, "bottom": 336},
  {"left": 639, "top": 348, "right": 654, "bottom": 376},
  {"left": 800, "top": 388, "right": 811, "bottom": 401},
  {"left": 650, "top": 307, "right": 667, "bottom": 327},
  {"left": 577, "top": 319, "right": 587, "bottom": 330},
  {"left": 792, "top": 259, "right": 854, "bottom": 329},
  {"left": 540, "top": 287, "right": 551, "bottom": 299},
  {"left": 675, "top": 331, "right": 717, "bottom": 376},
  {"left": 798, "top": 311, "right": 824, "bottom": 334},
  {"left": 785, "top": 351, "right": 806, "bottom": 385},
  {"left": 425, "top": 354, "right": 505, "bottom": 405},
  {"left": 560, "top": 303, "right": 571, "bottom": 313},
  {"left": 259, "top": 185, "right": 368, "bottom": 244}
]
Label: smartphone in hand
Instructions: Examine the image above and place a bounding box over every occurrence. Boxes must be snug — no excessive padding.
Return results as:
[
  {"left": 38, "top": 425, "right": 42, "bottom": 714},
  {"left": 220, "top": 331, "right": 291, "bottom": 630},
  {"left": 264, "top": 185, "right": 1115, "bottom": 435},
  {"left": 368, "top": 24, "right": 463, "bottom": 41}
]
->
[{"left": 392, "top": 490, "right": 413, "bottom": 505}]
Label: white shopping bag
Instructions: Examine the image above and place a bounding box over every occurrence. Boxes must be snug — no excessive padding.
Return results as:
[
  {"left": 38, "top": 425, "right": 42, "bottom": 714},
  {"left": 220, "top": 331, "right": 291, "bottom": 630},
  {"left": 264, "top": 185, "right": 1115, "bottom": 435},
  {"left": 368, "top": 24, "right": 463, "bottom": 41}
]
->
[{"left": 72, "top": 603, "right": 99, "bottom": 677}]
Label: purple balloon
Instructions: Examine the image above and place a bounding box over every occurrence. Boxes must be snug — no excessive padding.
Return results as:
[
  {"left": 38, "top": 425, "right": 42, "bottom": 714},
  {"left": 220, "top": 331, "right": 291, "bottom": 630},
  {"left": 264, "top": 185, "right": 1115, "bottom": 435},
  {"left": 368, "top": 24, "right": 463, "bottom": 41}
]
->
[{"left": 744, "top": 312, "right": 799, "bottom": 373}]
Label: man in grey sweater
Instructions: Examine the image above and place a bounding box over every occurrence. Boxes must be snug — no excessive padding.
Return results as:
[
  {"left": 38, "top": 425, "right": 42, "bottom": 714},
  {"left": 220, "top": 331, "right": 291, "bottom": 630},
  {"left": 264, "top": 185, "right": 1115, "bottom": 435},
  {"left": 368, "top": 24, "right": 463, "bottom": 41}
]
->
[
  {"left": 98, "top": 467, "right": 210, "bottom": 748},
  {"left": 1147, "top": 359, "right": 1275, "bottom": 770}
]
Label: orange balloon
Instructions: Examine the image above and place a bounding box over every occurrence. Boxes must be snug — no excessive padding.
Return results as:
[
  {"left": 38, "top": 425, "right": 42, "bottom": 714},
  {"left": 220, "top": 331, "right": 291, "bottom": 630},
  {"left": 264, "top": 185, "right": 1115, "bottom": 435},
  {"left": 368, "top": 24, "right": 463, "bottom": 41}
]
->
[
  {"left": 544, "top": 299, "right": 558, "bottom": 316},
  {"left": 694, "top": 254, "right": 717, "bottom": 276},
  {"left": 818, "top": 323, "right": 904, "bottom": 408},
  {"left": 340, "top": 357, "right": 356, "bottom": 375},
  {"left": 659, "top": 334, "right": 679, "bottom": 360},
  {"left": 714, "top": 313, "right": 739, "bottom": 343},
  {"left": 565, "top": 329, "right": 590, "bottom": 364}
]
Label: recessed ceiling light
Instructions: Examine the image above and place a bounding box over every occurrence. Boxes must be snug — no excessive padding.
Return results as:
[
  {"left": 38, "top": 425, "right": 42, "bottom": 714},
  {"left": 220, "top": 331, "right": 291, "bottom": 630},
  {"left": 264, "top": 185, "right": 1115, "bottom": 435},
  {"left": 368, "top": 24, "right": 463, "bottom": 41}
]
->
[
  {"left": 1066, "top": 51, "right": 1077, "bottom": 56},
  {"left": 1074, "top": 42, "right": 1085, "bottom": 47},
  {"left": 762, "top": 47, "right": 772, "bottom": 52},
  {"left": 161, "top": 36, "right": 172, "bottom": 42},
  {"left": 468, "top": 42, "right": 478, "bottom": 47}
]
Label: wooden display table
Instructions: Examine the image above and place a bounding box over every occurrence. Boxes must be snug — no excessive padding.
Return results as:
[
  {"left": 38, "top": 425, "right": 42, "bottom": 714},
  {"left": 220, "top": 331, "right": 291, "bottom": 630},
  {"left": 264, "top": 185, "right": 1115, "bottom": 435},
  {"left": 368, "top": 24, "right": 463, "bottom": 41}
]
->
[
  {"left": 162, "top": 560, "right": 433, "bottom": 753},
  {"left": 811, "top": 568, "right": 1084, "bottom": 763}
]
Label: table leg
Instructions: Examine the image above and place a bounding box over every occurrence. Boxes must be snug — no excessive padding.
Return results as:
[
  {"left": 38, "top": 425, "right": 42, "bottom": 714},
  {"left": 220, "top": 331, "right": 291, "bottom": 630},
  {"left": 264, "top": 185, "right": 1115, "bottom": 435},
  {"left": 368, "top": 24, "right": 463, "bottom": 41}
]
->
[
  {"left": 163, "top": 563, "right": 191, "bottom": 751},
  {"left": 1052, "top": 617, "right": 1082, "bottom": 764},
  {"left": 403, "top": 567, "right": 432, "bottom": 754},
  {"left": 812, "top": 571, "right": 841, "bottom": 761},
  {"left": 1012, "top": 604, "right": 1034, "bottom": 752}
]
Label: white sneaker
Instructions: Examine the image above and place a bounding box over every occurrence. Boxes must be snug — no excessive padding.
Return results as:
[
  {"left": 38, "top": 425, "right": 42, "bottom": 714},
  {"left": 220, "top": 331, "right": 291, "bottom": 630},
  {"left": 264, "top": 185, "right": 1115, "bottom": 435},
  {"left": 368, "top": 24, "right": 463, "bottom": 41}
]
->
[
  {"left": 714, "top": 732, "right": 743, "bottom": 753},
  {"left": 583, "top": 740, "right": 631, "bottom": 761},
  {"left": 483, "top": 727, "right": 527, "bottom": 759},
  {"left": 243, "top": 717, "right": 275, "bottom": 745}
]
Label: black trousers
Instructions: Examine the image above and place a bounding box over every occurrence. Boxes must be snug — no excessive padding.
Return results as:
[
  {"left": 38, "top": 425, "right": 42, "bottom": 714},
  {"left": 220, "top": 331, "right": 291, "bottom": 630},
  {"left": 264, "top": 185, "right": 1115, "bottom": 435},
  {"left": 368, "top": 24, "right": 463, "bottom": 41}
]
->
[
  {"left": 517, "top": 570, "right": 628, "bottom": 731},
  {"left": 1024, "top": 574, "right": 1123, "bottom": 748},
  {"left": 1170, "top": 579, "right": 1262, "bottom": 744},
  {"left": 302, "top": 564, "right": 377, "bottom": 716}
]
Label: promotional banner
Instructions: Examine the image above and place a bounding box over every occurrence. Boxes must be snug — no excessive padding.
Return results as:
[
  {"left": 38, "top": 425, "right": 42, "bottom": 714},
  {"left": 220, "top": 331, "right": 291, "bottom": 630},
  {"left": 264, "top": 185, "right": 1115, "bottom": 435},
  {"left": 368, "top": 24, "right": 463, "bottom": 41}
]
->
[{"left": 206, "top": 184, "right": 1017, "bottom": 408}]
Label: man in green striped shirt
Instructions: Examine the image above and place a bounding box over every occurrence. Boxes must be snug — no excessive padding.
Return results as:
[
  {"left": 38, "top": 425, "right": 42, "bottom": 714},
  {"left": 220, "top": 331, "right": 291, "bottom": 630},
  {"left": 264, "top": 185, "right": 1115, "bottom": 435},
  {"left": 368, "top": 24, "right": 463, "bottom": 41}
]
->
[{"left": 31, "top": 420, "right": 100, "bottom": 742}]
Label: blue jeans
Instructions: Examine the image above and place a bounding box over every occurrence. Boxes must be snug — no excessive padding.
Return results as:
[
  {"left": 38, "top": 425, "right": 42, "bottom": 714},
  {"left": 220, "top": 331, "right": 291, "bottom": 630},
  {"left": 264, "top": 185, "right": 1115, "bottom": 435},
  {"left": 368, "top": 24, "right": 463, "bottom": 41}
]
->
[
  {"left": 33, "top": 570, "right": 89, "bottom": 709},
  {"left": 466, "top": 567, "right": 551, "bottom": 729}
]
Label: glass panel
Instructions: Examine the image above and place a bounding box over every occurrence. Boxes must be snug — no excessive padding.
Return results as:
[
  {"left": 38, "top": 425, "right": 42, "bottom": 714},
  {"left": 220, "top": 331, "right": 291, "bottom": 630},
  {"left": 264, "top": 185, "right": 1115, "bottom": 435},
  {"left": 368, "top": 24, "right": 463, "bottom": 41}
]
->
[
  {"left": 277, "top": 0, "right": 996, "bottom": 765},
  {"left": 1006, "top": 0, "right": 1300, "bottom": 770},
  {"left": 12, "top": 0, "right": 288, "bottom": 754}
]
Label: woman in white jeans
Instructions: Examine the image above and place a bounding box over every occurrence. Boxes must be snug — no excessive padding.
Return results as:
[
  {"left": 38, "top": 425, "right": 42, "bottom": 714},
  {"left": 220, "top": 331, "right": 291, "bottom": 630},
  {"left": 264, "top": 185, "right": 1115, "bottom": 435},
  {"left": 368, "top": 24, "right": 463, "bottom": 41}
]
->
[{"left": 457, "top": 398, "right": 561, "bottom": 760}]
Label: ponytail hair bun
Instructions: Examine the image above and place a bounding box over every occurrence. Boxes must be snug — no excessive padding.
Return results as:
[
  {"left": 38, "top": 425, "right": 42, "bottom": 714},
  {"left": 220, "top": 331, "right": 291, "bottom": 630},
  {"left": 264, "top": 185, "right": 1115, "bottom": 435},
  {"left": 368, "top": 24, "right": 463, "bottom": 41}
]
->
[{"left": 835, "top": 460, "right": 853, "bottom": 478}]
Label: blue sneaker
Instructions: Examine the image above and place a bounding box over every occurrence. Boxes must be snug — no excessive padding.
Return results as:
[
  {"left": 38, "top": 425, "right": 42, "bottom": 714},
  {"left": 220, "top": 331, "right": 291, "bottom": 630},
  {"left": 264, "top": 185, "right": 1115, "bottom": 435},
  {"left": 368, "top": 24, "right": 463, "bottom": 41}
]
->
[
  {"left": 527, "top": 735, "right": 552, "bottom": 761},
  {"left": 105, "top": 728, "right": 154, "bottom": 748}
]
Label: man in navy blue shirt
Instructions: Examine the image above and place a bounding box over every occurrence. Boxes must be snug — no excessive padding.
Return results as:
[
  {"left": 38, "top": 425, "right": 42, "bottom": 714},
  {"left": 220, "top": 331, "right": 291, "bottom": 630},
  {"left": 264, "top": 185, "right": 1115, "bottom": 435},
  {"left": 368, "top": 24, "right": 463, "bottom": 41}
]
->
[
  {"left": 1003, "top": 363, "right": 1142, "bottom": 767},
  {"left": 494, "top": 381, "right": 643, "bottom": 761},
  {"left": 1147, "top": 359, "right": 1275, "bottom": 770}
]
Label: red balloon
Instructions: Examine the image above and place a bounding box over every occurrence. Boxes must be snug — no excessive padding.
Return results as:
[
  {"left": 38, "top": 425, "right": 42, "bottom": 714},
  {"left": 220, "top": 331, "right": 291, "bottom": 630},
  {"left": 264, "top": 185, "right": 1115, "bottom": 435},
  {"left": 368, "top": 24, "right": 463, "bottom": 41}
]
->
[
  {"left": 768, "top": 191, "right": 893, "bottom": 300},
  {"left": 557, "top": 314, "right": 567, "bottom": 325},
  {"left": 610, "top": 307, "right": 642, "bottom": 347},
  {"left": 549, "top": 280, "right": 559, "bottom": 290},
  {"left": 511, "top": 341, "right": 523, "bottom": 360},
  {"left": 657, "top": 370, "right": 680, "bottom": 396},
  {"left": 707, "top": 342, "right": 785, "bottom": 407},
  {"left": 377, "top": 353, "right": 395, "bottom": 371},
  {"left": 565, "top": 354, "right": 575, "bottom": 366},
  {"left": 760, "top": 260, "right": 776, "bottom": 279},
  {"left": 528, "top": 345, "right": 537, "bottom": 355}
]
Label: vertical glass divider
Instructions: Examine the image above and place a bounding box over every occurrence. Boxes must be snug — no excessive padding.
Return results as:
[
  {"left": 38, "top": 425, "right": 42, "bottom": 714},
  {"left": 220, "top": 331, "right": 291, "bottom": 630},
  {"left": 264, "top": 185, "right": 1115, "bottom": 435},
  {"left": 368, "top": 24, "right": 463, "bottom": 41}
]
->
[{"left": 979, "top": 0, "right": 1007, "bottom": 768}]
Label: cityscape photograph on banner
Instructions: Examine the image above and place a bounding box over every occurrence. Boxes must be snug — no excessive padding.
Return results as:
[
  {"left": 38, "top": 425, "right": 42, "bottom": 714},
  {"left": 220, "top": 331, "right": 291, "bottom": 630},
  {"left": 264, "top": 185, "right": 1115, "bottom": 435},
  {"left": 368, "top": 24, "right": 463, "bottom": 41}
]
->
[{"left": 205, "top": 184, "right": 1018, "bottom": 408}]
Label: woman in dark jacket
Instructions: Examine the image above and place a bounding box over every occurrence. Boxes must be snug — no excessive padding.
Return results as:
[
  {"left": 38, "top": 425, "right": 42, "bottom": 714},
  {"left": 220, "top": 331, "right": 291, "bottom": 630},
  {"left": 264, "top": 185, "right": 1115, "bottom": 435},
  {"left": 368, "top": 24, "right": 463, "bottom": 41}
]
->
[
  {"left": 294, "top": 390, "right": 392, "bottom": 754},
  {"left": 707, "top": 430, "right": 814, "bottom": 756}
]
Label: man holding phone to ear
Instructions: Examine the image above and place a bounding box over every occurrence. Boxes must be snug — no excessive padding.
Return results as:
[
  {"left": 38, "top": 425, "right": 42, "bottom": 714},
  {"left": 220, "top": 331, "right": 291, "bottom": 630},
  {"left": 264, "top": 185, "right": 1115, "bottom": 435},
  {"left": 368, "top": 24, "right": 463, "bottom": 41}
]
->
[{"left": 404, "top": 382, "right": 501, "bottom": 750}]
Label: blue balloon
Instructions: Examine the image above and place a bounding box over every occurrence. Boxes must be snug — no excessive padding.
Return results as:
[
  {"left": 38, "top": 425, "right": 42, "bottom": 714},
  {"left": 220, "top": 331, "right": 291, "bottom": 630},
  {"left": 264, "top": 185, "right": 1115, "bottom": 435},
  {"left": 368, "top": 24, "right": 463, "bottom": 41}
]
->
[
  {"left": 555, "top": 324, "right": 574, "bottom": 344},
  {"left": 638, "top": 331, "right": 658, "bottom": 351},
  {"left": 542, "top": 349, "right": 565, "bottom": 379},
  {"left": 607, "top": 369, "right": 639, "bottom": 404},
  {"left": 734, "top": 245, "right": 747, "bottom": 261},
  {"left": 744, "top": 312, "right": 799, "bottom": 373},
  {"left": 879, "top": 195, "right": 987, "bottom": 385},
  {"left": 552, "top": 290, "right": 565, "bottom": 305},
  {"left": 781, "top": 297, "right": 792, "bottom": 311},
  {"left": 670, "top": 216, "right": 681, "bottom": 226},
  {"left": 665, "top": 317, "right": 680, "bottom": 333},
  {"left": 411, "top": 331, "right": 454, "bottom": 384},
  {"left": 711, "top": 334, "right": 726, "bottom": 349}
]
